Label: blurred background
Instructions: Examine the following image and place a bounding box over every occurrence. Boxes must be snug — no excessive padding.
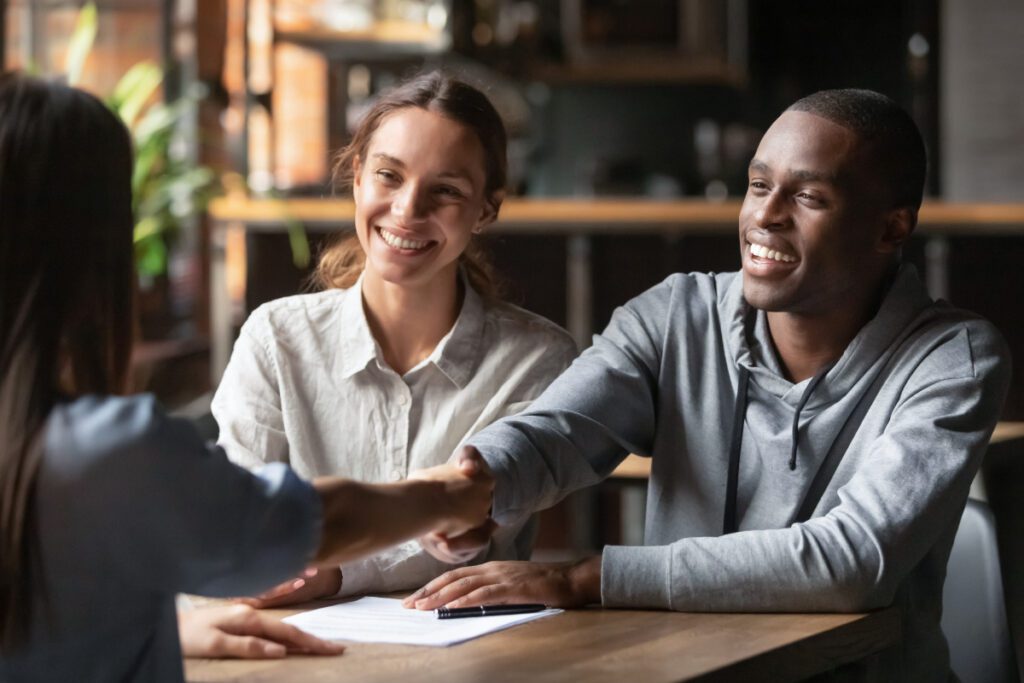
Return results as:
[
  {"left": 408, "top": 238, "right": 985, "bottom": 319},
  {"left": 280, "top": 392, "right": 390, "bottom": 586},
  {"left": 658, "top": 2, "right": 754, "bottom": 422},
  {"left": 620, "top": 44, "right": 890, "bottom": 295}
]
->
[{"left": 4, "top": 0, "right": 1023, "bottom": 574}]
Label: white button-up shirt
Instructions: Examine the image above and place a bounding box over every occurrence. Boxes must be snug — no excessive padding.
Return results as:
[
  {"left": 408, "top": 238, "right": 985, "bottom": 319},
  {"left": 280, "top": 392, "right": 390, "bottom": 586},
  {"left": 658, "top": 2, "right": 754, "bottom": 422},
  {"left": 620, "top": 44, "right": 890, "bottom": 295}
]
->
[{"left": 211, "top": 277, "right": 577, "bottom": 595}]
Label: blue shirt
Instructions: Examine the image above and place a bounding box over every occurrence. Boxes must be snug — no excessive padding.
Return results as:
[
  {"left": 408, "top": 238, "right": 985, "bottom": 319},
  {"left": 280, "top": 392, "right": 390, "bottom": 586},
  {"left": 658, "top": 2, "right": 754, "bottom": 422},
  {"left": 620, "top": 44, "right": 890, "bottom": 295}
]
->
[{"left": 0, "top": 395, "right": 320, "bottom": 682}]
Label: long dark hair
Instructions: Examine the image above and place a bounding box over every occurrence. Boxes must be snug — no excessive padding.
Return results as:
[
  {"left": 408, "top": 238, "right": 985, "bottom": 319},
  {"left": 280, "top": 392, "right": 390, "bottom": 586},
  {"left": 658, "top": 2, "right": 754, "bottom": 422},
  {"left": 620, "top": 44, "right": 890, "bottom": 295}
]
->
[
  {"left": 314, "top": 71, "right": 507, "bottom": 300},
  {"left": 0, "top": 73, "right": 135, "bottom": 651}
]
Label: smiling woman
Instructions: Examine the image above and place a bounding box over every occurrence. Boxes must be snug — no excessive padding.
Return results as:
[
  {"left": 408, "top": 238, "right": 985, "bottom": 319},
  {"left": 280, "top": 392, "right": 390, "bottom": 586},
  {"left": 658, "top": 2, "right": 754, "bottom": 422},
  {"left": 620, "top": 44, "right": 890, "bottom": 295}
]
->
[
  {"left": 317, "top": 72, "right": 507, "bottom": 302},
  {"left": 211, "top": 71, "right": 577, "bottom": 611}
]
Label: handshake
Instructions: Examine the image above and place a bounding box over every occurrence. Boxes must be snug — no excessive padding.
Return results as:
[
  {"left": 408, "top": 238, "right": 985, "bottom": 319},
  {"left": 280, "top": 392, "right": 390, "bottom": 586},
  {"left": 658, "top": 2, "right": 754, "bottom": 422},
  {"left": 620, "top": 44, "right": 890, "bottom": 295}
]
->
[
  {"left": 409, "top": 446, "right": 498, "bottom": 564},
  {"left": 243, "top": 446, "right": 499, "bottom": 610}
]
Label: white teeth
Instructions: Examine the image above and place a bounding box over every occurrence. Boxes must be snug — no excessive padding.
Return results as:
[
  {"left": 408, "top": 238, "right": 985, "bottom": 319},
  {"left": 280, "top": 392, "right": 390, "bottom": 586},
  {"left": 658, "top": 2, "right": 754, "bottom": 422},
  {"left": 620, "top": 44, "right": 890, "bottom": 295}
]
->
[
  {"left": 379, "top": 228, "right": 429, "bottom": 251},
  {"left": 750, "top": 242, "right": 796, "bottom": 263}
]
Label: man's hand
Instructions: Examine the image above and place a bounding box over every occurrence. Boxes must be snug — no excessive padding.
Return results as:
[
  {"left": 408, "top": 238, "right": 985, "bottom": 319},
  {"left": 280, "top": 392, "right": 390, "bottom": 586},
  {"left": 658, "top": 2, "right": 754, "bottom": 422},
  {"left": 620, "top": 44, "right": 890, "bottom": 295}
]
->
[
  {"left": 401, "top": 557, "right": 602, "bottom": 611},
  {"left": 237, "top": 567, "right": 342, "bottom": 609},
  {"left": 178, "top": 604, "right": 345, "bottom": 658},
  {"left": 410, "top": 446, "right": 495, "bottom": 538},
  {"left": 418, "top": 520, "right": 496, "bottom": 564}
]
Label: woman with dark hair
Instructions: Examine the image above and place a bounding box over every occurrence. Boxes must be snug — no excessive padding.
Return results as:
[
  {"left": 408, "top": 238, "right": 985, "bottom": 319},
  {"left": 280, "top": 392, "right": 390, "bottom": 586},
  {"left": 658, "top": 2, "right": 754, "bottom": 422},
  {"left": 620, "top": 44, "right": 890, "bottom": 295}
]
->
[
  {"left": 0, "top": 72, "right": 493, "bottom": 681},
  {"left": 212, "top": 71, "right": 576, "bottom": 605}
]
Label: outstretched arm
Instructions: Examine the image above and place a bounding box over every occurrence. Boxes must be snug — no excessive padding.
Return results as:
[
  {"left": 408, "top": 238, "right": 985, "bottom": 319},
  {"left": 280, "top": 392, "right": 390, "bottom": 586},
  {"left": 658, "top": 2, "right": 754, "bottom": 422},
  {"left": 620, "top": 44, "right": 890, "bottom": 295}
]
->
[{"left": 313, "top": 447, "right": 494, "bottom": 567}]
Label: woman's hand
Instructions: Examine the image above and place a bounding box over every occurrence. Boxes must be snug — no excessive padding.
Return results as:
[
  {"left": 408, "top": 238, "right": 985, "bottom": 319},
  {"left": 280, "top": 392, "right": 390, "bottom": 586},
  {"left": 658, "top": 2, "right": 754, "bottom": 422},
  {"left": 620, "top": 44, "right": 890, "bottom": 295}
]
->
[
  {"left": 237, "top": 567, "right": 342, "bottom": 609},
  {"left": 178, "top": 603, "right": 345, "bottom": 658},
  {"left": 401, "top": 557, "right": 602, "bottom": 611}
]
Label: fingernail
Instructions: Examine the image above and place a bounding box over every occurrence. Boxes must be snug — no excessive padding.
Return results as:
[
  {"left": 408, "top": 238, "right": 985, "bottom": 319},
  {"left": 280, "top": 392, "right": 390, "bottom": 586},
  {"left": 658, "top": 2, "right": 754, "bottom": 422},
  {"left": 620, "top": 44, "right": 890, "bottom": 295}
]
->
[
  {"left": 292, "top": 579, "right": 306, "bottom": 590},
  {"left": 264, "top": 643, "right": 286, "bottom": 657}
]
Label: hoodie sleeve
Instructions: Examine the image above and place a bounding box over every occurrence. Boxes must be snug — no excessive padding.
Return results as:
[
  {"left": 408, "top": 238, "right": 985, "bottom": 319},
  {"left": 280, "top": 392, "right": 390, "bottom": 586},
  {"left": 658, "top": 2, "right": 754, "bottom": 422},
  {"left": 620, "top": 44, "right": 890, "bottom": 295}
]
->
[
  {"left": 601, "top": 318, "right": 1011, "bottom": 612},
  {"left": 470, "top": 279, "right": 672, "bottom": 528}
]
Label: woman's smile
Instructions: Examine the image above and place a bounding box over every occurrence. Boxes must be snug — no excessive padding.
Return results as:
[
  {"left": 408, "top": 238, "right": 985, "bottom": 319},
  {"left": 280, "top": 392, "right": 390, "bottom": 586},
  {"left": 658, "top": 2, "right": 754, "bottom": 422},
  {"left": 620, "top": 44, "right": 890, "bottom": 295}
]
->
[{"left": 375, "top": 226, "right": 437, "bottom": 253}]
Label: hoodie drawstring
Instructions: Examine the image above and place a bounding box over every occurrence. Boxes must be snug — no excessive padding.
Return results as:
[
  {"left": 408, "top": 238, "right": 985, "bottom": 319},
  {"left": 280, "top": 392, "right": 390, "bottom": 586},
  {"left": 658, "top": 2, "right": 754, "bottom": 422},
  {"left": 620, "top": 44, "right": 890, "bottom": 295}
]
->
[
  {"left": 723, "top": 363, "right": 833, "bottom": 535},
  {"left": 723, "top": 366, "right": 749, "bottom": 535},
  {"left": 787, "top": 365, "right": 832, "bottom": 470}
]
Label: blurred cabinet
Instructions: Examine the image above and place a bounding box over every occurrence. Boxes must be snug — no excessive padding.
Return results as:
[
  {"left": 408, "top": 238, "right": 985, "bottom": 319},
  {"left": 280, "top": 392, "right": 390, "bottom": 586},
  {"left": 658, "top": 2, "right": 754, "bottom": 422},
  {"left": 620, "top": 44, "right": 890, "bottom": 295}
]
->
[
  {"left": 550, "top": 0, "right": 746, "bottom": 85},
  {"left": 223, "top": 0, "right": 451, "bottom": 194}
]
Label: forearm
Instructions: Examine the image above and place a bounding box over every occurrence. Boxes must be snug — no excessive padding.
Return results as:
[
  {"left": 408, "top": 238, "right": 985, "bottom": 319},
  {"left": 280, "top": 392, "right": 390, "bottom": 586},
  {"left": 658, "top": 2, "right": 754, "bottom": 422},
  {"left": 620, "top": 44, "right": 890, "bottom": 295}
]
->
[
  {"left": 601, "top": 526, "right": 884, "bottom": 613},
  {"left": 472, "top": 313, "right": 662, "bottom": 525},
  {"left": 312, "top": 478, "right": 455, "bottom": 566}
]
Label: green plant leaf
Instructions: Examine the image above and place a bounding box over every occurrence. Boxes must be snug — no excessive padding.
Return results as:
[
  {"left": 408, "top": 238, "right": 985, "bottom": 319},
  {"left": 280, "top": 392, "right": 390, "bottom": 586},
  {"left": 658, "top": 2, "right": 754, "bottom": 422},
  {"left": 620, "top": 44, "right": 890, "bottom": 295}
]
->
[
  {"left": 65, "top": 2, "right": 98, "bottom": 86},
  {"left": 133, "top": 99, "right": 186, "bottom": 142},
  {"left": 109, "top": 62, "right": 163, "bottom": 129},
  {"left": 134, "top": 215, "right": 164, "bottom": 243},
  {"left": 135, "top": 233, "right": 168, "bottom": 277},
  {"left": 55, "top": 5, "right": 223, "bottom": 279},
  {"left": 286, "top": 217, "right": 310, "bottom": 268}
]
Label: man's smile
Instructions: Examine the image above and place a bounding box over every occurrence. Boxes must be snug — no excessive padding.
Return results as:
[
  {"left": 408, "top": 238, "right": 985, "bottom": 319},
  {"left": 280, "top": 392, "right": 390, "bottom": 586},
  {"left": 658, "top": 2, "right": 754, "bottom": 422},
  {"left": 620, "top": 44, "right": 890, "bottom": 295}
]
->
[{"left": 747, "top": 241, "right": 797, "bottom": 263}]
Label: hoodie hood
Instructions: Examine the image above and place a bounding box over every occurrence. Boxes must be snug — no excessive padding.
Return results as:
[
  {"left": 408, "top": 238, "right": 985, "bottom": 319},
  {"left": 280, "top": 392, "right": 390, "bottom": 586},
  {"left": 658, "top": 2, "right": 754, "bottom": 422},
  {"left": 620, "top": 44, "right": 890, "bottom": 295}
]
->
[
  {"left": 726, "top": 264, "right": 935, "bottom": 411},
  {"left": 719, "top": 264, "right": 939, "bottom": 533}
]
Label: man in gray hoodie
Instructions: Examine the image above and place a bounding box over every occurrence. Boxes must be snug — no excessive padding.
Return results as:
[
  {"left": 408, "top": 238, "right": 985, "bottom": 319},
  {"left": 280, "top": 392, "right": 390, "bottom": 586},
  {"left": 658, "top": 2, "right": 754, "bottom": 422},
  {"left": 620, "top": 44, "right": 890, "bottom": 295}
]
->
[{"left": 406, "top": 89, "right": 1011, "bottom": 681}]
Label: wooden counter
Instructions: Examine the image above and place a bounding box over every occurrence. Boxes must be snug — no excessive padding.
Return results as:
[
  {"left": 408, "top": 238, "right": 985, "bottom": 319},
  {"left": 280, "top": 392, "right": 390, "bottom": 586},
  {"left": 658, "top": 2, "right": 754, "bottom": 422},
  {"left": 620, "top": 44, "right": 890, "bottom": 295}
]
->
[
  {"left": 207, "top": 197, "right": 1024, "bottom": 380},
  {"left": 209, "top": 196, "right": 1024, "bottom": 234}
]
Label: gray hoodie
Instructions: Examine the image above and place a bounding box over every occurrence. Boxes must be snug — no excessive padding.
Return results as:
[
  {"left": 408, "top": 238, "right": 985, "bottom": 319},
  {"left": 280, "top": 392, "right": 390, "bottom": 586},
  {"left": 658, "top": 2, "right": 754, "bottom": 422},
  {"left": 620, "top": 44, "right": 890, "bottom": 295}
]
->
[{"left": 470, "top": 265, "right": 1010, "bottom": 682}]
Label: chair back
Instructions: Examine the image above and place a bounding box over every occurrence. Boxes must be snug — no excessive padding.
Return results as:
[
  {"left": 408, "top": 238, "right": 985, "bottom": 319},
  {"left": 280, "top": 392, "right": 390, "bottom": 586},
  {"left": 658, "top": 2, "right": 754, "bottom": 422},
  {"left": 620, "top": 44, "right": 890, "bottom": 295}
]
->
[{"left": 942, "top": 498, "right": 1016, "bottom": 683}]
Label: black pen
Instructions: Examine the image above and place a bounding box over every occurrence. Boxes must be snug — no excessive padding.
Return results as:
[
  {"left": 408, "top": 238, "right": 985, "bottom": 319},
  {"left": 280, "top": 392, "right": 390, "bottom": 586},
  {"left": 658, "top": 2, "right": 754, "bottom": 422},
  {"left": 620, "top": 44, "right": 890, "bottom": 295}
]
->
[{"left": 435, "top": 603, "right": 547, "bottom": 619}]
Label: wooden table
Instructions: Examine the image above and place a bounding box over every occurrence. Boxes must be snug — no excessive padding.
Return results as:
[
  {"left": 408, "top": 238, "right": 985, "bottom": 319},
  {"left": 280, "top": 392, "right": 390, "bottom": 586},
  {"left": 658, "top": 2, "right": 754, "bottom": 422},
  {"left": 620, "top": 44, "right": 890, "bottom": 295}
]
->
[
  {"left": 185, "top": 603, "right": 900, "bottom": 683},
  {"left": 610, "top": 420, "right": 1024, "bottom": 480}
]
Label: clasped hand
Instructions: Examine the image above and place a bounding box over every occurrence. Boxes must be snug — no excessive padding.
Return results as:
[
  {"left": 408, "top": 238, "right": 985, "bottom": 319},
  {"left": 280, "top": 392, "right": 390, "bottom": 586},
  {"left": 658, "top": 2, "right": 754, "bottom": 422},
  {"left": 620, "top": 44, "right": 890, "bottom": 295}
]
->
[
  {"left": 414, "top": 446, "right": 498, "bottom": 564},
  {"left": 408, "top": 445, "right": 496, "bottom": 540}
]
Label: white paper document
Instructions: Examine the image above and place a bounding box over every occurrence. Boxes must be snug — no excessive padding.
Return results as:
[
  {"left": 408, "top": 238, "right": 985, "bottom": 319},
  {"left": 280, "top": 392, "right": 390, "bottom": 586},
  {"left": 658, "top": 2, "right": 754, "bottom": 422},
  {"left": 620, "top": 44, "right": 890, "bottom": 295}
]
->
[{"left": 282, "top": 597, "right": 561, "bottom": 647}]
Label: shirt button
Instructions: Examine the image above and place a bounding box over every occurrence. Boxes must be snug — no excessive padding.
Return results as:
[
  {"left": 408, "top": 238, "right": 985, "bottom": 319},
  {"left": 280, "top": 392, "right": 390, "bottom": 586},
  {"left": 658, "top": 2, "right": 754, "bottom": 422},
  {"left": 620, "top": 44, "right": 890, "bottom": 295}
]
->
[
  {"left": 390, "top": 468, "right": 403, "bottom": 482},
  {"left": 397, "top": 393, "right": 409, "bottom": 406}
]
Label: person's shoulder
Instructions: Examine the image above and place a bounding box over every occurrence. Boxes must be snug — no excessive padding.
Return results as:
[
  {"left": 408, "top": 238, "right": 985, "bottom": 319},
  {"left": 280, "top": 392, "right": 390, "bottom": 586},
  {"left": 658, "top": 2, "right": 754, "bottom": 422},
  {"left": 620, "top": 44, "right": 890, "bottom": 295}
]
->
[
  {"left": 242, "top": 288, "right": 349, "bottom": 340},
  {"left": 914, "top": 303, "right": 1011, "bottom": 379},
  {"left": 626, "top": 271, "right": 736, "bottom": 315},
  {"left": 43, "top": 394, "right": 193, "bottom": 480},
  {"left": 485, "top": 301, "right": 578, "bottom": 354},
  {"left": 660, "top": 270, "right": 736, "bottom": 293}
]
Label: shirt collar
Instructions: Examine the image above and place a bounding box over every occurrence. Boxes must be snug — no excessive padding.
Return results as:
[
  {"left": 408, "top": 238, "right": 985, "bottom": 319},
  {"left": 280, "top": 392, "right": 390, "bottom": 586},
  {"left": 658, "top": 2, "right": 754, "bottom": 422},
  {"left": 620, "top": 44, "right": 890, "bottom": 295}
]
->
[
  {"left": 337, "top": 272, "right": 487, "bottom": 387},
  {"left": 430, "top": 274, "right": 486, "bottom": 389},
  {"left": 338, "top": 274, "right": 379, "bottom": 379}
]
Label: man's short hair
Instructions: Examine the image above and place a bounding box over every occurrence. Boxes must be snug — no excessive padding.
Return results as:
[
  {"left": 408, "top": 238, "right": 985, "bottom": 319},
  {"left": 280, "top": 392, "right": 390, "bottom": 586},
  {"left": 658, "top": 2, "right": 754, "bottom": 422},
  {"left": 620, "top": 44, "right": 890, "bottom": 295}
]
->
[{"left": 788, "top": 89, "right": 927, "bottom": 210}]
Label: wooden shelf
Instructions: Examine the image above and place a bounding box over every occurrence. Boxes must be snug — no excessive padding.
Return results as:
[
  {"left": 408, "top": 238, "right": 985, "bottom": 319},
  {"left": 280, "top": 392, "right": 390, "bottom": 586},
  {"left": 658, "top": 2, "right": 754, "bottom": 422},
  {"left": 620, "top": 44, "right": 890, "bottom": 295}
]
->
[
  {"left": 209, "top": 197, "right": 1024, "bottom": 235},
  {"left": 276, "top": 20, "right": 448, "bottom": 57}
]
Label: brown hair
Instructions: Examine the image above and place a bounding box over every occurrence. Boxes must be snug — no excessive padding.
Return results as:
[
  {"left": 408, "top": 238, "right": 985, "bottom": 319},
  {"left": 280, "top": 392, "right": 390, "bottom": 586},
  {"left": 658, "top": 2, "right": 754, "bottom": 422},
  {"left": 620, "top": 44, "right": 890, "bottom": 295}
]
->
[
  {"left": 0, "top": 73, "right": 135, "bottom": 651},
  {"left": 314, "top": 71, "right": 506, "bottom": 300}
]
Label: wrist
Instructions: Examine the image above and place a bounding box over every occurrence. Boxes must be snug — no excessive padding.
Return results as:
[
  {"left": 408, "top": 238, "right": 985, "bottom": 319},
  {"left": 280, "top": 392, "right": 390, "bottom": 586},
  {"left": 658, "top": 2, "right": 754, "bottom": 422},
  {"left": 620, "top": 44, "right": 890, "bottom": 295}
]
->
[
  {"left": 407, "top": 479, "right": 455, "bottom": 532},
  {"left": 566, "top": 555, "right": 602, "bottom": 606}
]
